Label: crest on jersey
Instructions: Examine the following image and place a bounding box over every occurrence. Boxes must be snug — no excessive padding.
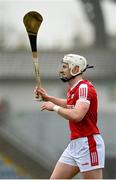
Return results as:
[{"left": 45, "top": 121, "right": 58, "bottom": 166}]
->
[{"left": 71, "top": 93, "right": 75, "bottom": 99}]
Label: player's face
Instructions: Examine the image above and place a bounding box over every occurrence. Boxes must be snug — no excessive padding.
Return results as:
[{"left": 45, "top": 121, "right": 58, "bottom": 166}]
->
[{"left": 59, "top": 63, "right": 72, "bottom": 80}]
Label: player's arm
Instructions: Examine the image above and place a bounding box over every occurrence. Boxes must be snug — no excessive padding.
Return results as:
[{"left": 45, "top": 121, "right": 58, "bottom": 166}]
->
[
  {"left": 41, "top": 101, "right": 90, "bottom": 122},
  {"left": 56, "top": 101, "right": 89, "bottom": 122},
  {"left": 47, "top": 96, "right": 67, "bottom": 108},
  {"left": 34, "top": 87, "right": 67, "bottom": 108},
  {"left": 41, "top": 83, "right": 91, "bottom": 122},
  {"left": 57, "top": 83, "right": 91, "bottom": 121}
]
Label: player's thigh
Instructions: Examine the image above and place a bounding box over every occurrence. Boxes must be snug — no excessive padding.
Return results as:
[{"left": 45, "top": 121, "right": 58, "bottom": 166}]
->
[
  {"left": 82, "top": 168, "right": 103, "bottom": 179},
  {"left": 50, "top": 162, "right": 80, "bottom": 179}
]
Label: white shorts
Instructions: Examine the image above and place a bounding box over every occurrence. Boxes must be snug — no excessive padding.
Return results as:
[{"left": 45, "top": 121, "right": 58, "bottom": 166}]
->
[{"left": 59, "top": 134, "right": 105, "bottom": 172}]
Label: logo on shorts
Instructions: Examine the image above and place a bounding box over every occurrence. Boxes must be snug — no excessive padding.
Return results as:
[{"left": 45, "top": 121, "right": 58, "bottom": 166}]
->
[
  {"left": 90, "top": 152, "right": 99, "bottom": 166},
  {"left": 81, "top": 162, "right": 89, "bottom": 166}
]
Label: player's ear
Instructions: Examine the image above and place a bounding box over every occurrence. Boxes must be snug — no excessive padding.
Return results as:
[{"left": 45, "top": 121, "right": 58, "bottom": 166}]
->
[{"left": 72, "top": 66, "right": 79, "bottom": 74}]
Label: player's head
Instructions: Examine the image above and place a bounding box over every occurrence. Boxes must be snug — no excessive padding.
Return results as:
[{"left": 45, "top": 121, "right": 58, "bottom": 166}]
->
[
  {"left": 59, "top": 54, "right": 93, "bottom": 82},
  {"left": 63, "top": 54, "right": 87, "bottom": 75}
]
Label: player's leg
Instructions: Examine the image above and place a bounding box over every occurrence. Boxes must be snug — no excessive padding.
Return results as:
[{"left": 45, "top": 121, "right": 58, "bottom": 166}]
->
[
  {"left": 82, "top": 168, "right": 103, "bottom": 179},
  {"left": 50, "top": 161, "right": 80, "bottom": 179},
  {"left": 50, "top": 139, "right": 80, "bottom": 179}
]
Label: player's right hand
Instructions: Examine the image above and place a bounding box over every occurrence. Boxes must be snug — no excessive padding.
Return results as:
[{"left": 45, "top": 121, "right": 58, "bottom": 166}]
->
[{"left": 34, "top": 86, "right": 49, "bottom": 101}]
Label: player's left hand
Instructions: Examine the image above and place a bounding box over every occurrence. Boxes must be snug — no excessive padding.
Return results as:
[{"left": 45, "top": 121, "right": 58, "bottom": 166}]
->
[{"left": 41, "top": 101, "right": 55, "bottom": 111}]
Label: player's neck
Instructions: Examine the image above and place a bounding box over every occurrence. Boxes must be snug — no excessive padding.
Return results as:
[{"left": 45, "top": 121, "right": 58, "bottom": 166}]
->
[{"left": 68, "top": 75, "right": 83, "bottom": 88}]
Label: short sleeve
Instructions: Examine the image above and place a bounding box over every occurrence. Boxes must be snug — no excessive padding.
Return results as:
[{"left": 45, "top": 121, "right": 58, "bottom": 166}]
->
[{"left": 76, "top": 84, "right": 90, "bottom": 104}]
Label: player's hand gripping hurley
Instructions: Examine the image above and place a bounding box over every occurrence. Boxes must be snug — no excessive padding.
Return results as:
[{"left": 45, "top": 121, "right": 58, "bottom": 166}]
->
[{"left": 23, "top": 11, "right": 43, "bottom": 101}]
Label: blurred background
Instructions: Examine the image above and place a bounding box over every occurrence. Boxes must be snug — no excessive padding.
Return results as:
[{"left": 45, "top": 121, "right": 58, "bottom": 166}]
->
[{"left": 0, "top": 0, "right": 116, "bottom": 178}]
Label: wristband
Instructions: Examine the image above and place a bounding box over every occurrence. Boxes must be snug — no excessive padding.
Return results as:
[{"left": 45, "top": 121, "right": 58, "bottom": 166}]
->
[{"left": 53, "top": 105, "right": 61, "bottom": 112}]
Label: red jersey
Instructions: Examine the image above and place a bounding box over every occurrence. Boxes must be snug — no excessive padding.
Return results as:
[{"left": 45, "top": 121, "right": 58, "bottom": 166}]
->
[{"left": 66, "top": 79, "right": 100, "bottom": 140}]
